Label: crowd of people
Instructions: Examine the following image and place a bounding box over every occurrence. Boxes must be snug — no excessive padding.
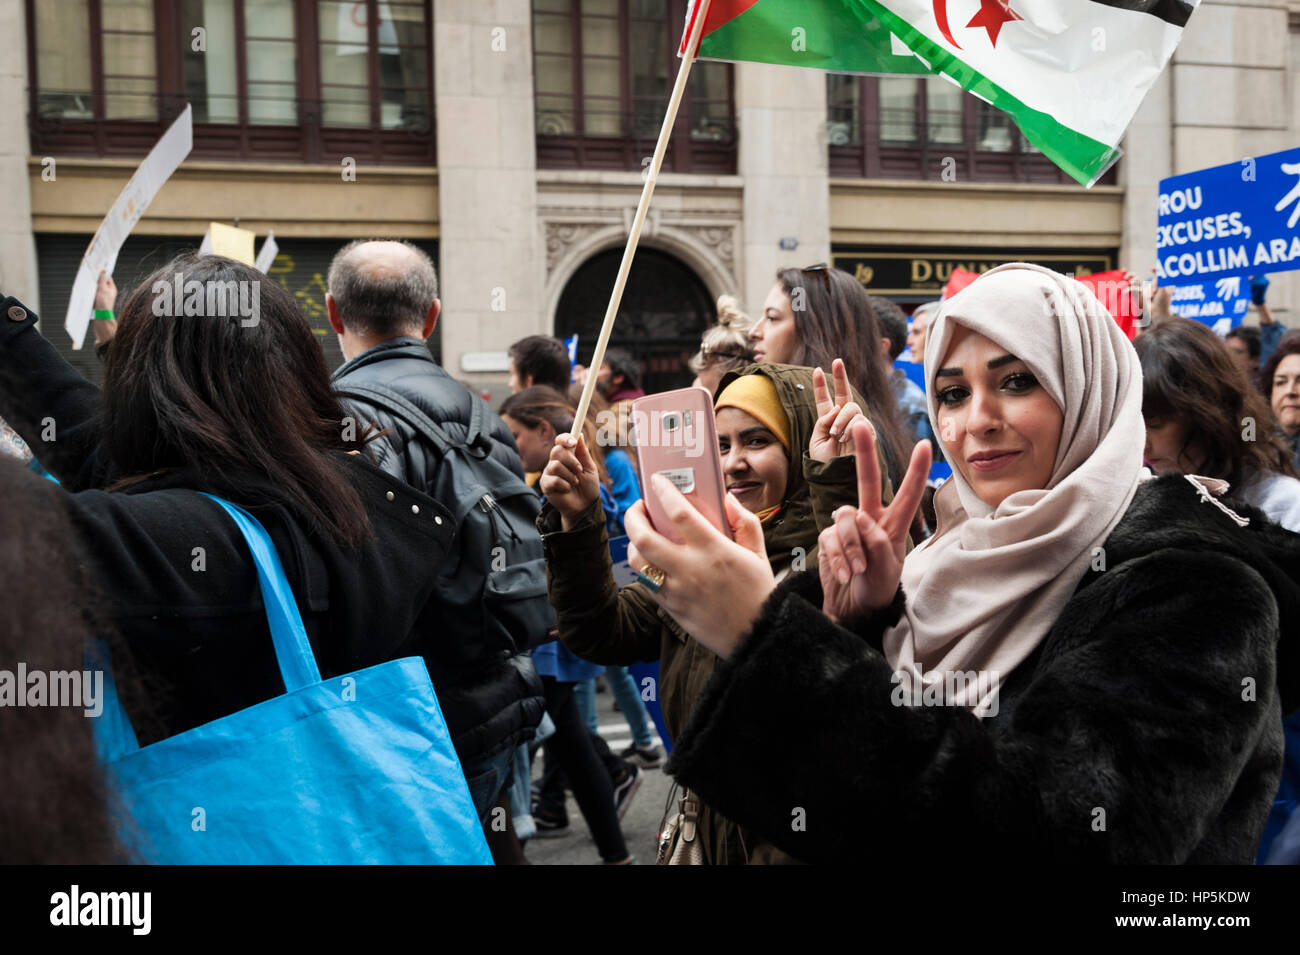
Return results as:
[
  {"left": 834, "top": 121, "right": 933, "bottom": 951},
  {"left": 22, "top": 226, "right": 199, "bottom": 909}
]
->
[{"left": 1, "top": 243, "right": 1298, "bottom": 865}]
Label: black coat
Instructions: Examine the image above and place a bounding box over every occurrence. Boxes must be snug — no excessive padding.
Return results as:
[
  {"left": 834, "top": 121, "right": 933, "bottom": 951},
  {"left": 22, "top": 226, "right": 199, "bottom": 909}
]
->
[
  {"left": 666, "top": 474, "right": 1300, "bottom": 864},
  {"left": 0, "top": 297, "right": 544, "bottom": 764},
  {"left": 332, "top": 338, "right": 524, "bottom": 484}
]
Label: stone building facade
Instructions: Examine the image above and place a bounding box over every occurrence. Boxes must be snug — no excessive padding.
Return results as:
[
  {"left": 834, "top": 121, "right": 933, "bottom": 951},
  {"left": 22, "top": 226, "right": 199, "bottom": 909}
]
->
[{"left": 1, "top": 0, "right": 1296, "bottom": 399}]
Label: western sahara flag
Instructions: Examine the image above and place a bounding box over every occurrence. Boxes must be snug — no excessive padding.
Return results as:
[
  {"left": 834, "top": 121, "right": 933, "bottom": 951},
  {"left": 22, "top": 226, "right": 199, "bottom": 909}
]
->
[{"left": 681, "top": 0, "right": 1197, "bottom": 187}]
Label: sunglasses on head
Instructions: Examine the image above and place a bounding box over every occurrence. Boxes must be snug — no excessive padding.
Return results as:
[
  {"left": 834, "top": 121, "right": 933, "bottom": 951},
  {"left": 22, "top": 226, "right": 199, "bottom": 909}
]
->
[{"left": 801, "top": 263, "right": 832, "bottom": 290}]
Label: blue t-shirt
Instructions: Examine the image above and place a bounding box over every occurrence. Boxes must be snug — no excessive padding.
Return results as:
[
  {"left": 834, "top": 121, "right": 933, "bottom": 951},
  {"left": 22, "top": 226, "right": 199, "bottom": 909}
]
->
[{"left": 604, "top": 448, "right": 641, "bottom": 528}]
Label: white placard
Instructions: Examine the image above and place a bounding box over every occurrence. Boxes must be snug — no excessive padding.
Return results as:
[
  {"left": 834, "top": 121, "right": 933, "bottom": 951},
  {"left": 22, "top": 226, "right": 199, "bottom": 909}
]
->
[
  {"left": 65, "top": 105, "right": 194, "bottom": 349},
  {"left": 254, "top": 231, "right": 279, "bottom": 273},
  {"left": 460, "top": 351, "right": 510, "bottom": 373}
]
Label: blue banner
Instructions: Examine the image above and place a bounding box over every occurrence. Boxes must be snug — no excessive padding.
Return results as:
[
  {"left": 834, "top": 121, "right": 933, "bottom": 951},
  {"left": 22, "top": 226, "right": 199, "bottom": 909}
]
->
[
  {"left": 563, "top": 334, "right": 579, "bottom": 369},
  {"left": 1157, "top": 147, "right": 1300, "bottom": 283},
  {"left": 896, "top": 356, "right": 926, "bottom": 392},
  {"left": 1167, "top": 277, "right": 1251, "bottom": 334},
  {"left": 895, "top": 358, "right": 951, "bottom": 488}
]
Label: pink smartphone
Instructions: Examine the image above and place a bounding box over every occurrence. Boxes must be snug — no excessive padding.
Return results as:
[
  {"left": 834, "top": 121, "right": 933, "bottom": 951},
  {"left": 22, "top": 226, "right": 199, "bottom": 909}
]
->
[{"left": 631, "top": 387, "right": 732, "bottom": 545}]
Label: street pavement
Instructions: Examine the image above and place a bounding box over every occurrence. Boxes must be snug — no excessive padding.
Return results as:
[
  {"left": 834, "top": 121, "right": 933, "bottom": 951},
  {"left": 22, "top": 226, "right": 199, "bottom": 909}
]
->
[{"left": 525, "top": 686, "right": 673, "bottom": 865}]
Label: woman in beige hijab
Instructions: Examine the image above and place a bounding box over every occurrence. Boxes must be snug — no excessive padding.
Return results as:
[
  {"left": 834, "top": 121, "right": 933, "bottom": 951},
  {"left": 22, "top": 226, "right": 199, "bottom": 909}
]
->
[{"left": 621, "top": 263, "right": 1300, "bottom": 864}]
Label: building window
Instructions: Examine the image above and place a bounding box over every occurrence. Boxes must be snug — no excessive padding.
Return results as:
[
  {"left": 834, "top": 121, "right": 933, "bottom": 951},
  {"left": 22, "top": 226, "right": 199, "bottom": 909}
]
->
[
  {"left": 827, "top": 75, "right": 1117, "bottom": 185},
  {"left": 182, "top": 0, "right": 298, "bottom": 126},
  {"left": 317, "top": 0, "right": 429, "bottom": 129},
  {"left": 532, "top": 0, "right": 736, "bottom": 174},
  {"left": 103, "top": 0, "right": 158, "bottom": 119},
  {"left": 34, "top": 0, "right": 96, "bottom": 121},
  {"left": 28, "top": 0, "right": 435, "bottom": 163}
]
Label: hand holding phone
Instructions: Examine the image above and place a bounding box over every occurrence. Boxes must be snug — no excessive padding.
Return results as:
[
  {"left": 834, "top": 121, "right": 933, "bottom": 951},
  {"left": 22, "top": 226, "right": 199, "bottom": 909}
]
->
[
  {"left": 631, "top": 387, "right": 732, "bottom": 545},
  {"left": 623, "top": 479, "right": 773, "bottom": 658}
]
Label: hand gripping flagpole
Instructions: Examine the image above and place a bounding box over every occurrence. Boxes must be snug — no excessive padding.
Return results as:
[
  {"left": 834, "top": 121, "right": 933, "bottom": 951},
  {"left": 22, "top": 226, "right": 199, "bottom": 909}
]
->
[{"left": 571, "top": 0, "right": 715, "bottom": 435}]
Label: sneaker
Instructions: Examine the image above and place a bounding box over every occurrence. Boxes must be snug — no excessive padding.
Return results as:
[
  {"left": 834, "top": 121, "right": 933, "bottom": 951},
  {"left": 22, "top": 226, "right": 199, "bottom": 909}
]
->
[
  {"left": 619, "top": 742, "right": 664, "bottom": 769},
  {"left": 611, "top": 765, "right": 644, "bottom": 820},
  {"left": 531, "top": 803, "right": 569, "bottom": 838}
]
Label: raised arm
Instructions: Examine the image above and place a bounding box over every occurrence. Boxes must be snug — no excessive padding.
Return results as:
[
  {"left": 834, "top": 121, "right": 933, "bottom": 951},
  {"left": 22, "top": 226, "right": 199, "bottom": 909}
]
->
[
  {"left": 538, "top": 433, "right": 660, "bottom": 665},
  {"left": 538, "top": 499, "right": 663, "bottom": 665},
  {"left": 0, "top": 296, "right": 109, "bottom": 489}
]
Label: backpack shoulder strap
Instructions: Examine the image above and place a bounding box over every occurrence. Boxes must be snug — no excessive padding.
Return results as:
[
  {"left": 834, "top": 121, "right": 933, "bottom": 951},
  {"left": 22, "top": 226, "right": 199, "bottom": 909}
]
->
[
  {"left": 465, "top": 391, "right": 486, "bottom": 448},
  {"left": 337, "top": 382, "right": 455, "bottom": 456}
]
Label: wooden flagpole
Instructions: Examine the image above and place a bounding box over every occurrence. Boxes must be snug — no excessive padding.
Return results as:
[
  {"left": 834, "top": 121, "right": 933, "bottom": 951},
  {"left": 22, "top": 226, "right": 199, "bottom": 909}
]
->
[{"left": 571, "top": 0, "right": 716, "bottom": 434}]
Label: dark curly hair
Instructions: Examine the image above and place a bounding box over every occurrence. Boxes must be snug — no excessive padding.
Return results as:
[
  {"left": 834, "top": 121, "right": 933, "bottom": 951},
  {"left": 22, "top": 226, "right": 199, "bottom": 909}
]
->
[
  {"left": 1135, "top": 316, "right": 1295, "bottom": 485},
  {"left": 1259, "top": 332, "right": 1300, "bottom": 423}
]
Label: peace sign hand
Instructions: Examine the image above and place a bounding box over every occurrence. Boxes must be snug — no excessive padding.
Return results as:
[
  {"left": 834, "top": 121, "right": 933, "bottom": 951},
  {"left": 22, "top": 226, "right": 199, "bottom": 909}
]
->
[
  {"left": 809, "top": 358, "right": 873, "bottom": 463},
  {"left": 818, "top": 419, "right": 931, "bottom": 624}
]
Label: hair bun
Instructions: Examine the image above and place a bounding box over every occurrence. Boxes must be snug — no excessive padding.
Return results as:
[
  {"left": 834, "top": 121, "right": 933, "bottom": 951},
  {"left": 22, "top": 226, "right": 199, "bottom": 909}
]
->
[{"left": 716, "top": 294, "right": 750, "bottom": 330}]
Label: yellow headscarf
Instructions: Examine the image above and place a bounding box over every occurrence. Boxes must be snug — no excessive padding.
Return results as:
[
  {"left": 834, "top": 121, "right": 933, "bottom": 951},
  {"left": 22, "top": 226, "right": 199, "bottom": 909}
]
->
[
  {"left": 714, "top": 374, "right": 791, "bottom": 451},
  {"left": 714, "top": 374, "right": 792, "bottom": 521}
]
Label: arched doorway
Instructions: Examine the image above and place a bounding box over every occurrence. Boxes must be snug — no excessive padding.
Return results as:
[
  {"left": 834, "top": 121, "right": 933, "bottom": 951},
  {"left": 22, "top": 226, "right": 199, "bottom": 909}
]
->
[{"left": 555, "top": 247, "right": 714, "bottom": 395}]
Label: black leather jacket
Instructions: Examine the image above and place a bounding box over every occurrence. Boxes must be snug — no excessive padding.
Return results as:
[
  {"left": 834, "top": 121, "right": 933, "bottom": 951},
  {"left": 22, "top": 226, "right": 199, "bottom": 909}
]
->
[
  {"left": 332, "top": 338, "right": 544, "bottom": 767},
  {"left": 332, "top": 338, "right": 525, "bottom": 484}
]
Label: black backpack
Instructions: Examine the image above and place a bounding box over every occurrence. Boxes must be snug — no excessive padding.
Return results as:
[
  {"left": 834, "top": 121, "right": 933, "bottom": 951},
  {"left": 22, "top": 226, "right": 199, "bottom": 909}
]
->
[{"left": 337, "top": 383, "right": 557, "bottom": 664}]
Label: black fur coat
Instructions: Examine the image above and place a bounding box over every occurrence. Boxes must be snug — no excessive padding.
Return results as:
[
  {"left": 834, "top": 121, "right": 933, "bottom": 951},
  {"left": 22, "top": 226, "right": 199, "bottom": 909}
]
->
[{"left": 666, "top": 474, "right": 1300, "bottom": 864}]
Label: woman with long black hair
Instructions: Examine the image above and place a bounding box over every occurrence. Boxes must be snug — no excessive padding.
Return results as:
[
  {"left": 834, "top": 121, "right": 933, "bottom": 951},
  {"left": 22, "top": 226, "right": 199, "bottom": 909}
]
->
[{"left": 0, "top": 255, "right": 543, "bottom": 851}]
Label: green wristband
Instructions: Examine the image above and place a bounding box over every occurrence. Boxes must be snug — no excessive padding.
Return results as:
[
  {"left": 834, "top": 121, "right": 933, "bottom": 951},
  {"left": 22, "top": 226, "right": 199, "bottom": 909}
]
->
[{"left": 93, "top": 309, "right": 114, "bottom": 321}]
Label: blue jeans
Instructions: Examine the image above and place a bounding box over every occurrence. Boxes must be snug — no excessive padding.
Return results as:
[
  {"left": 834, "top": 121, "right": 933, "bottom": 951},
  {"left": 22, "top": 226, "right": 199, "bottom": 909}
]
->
[
  {"left": 575, "top": 666, "right": 655, "bottom": 748},
  {"left": 507, "top": 743, "right": 535, "bottom": 842},
  {"left": 459, "top": 746, "right": 515, "bottom": 825},
  {"left": 507, "top": 710, "right": 556, "bottom": 842}
]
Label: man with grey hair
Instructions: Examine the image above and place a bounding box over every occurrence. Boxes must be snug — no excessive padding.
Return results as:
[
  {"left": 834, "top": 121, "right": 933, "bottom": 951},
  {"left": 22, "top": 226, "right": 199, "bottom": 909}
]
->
[
  {"left": 328, "top": 240, "right": 521, "bottom": 477},
  {"left": 327, "top": 239, "right": 441, "bottom": 359},
  {"left": 327, "top": 239, "right": 544, "bottom": 855}
]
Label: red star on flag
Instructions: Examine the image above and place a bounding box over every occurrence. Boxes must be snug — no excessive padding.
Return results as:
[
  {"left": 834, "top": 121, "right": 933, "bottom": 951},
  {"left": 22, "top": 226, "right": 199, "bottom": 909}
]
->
[{"left": 966, "top": 0, "right": 1023, "bottom": 47}]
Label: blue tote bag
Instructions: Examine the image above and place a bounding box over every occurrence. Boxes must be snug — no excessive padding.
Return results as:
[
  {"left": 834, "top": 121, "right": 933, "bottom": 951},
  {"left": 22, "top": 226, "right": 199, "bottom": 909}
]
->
[{"left": 93, "top": 494, "right": 493, "bottom": 865}]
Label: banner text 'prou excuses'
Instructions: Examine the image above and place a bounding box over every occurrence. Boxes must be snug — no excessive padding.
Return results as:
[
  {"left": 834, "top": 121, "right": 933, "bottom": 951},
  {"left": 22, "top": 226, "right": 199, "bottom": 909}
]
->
[{"left": 1156, "top": 148, "right": 1300, "bottom": 283}]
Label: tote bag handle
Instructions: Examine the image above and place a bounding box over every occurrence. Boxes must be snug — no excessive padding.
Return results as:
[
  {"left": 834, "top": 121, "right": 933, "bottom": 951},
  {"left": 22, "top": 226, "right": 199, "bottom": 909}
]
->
[{"left": 95, "top": 494, "right": 322, "bottom": 760}]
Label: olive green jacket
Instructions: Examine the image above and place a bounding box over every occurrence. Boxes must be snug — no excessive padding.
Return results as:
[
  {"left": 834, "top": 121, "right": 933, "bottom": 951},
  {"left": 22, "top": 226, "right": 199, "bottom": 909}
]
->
[{"left": 537, "top": 364, "right": 895, "bottom": 864}]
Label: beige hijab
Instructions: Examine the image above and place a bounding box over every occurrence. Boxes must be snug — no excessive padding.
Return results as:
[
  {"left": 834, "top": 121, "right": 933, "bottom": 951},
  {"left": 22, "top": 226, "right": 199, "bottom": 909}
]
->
[{"left": 883, "top": 263, "right": 1147, "bottom": 715}]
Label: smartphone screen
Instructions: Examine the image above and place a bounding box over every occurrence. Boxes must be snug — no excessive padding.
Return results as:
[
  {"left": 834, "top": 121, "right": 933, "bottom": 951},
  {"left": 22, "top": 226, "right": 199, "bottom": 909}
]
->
[{"left": 631, "top": 388, "right": 732, "bottom": 544}]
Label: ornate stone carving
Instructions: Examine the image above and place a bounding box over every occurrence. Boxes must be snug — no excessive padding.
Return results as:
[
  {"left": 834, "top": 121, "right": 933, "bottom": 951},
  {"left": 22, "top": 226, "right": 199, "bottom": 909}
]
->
[
  {"left": 675, "top": 224, "right": 737, "bottom": 276},
  {"left": 543, "top": 215, "right": 740, "bottom": 285},
  {"left": 544, "top": 221, "right": 604, "bottom": 273}
]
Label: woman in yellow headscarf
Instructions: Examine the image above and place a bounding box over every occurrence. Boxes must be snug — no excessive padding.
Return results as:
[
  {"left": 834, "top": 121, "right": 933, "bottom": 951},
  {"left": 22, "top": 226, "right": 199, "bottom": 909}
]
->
[{"left": 537, "top": 360, "right": 895, "bottom": 863}]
